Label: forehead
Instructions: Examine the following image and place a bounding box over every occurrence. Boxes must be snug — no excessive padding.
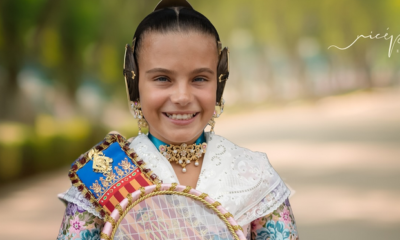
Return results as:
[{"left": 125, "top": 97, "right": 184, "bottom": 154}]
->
[{"left": 138, "top": 31, "right": 219, "bottom": 70}]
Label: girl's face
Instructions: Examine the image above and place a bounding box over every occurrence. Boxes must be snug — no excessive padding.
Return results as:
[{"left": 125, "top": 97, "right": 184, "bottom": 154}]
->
[{"left": 138, "top": 31, "right": 219, "bottom": 145}]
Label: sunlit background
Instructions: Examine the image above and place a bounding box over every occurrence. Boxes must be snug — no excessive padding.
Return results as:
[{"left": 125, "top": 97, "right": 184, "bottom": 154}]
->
[{"left": 0, "top": 0, "right": 399, "bottom": 239}]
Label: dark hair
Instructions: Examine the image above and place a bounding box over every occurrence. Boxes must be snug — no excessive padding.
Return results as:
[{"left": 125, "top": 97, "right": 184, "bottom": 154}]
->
[
  {"left": 134, "top": 7, "right": 220, "bottom": 57},
  {"left": 123, "top": 6, "right": 229, "bottom": 104}
]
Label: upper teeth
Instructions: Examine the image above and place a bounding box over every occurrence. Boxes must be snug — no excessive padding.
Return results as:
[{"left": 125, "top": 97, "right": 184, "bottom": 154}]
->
[{"left": 167, "top": 113, "right": 195, "bottom": 120}]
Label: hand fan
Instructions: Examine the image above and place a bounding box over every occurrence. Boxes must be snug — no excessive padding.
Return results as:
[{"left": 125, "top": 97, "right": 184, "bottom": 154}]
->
[{"left": 100, "top": 183, "right": 246, "bottom": 240}]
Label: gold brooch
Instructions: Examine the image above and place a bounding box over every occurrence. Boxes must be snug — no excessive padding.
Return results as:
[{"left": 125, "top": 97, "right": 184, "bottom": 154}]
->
[
  {"left": 88, "top": 149, "right": 113, "bottom": 182},
  {"left": 159, "top": 142, "right": 207, "bottom": 173}
]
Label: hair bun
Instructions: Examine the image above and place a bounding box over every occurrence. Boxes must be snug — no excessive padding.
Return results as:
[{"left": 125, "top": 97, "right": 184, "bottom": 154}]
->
[{"left": 154, "top": 0, "right": 193, "bottom": 11}]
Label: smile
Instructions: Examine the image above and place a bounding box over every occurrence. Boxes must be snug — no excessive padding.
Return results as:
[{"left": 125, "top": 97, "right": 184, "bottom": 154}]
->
[{"left": 164, "top": 113, "right": 198, "bottom": 120}]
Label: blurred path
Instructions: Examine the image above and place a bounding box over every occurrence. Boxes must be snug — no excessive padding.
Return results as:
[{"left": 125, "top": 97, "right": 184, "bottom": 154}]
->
[
  {"left": 0, "top": 168, "right": 70, "bottom": 240},
  {"left": 217, "top": 89, "right": 400, "bottom": 240},
  {"left": 1, "top": 89, "right": 399, "bottom": 240}
]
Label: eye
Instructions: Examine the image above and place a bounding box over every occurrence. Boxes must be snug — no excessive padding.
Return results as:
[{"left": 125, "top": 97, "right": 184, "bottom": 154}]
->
[
  {"left": 193, "top": 77, "right": 207, "bottom": 82},
  {"left": 155, "top": 76, "right": 169, "bottom": 82}
]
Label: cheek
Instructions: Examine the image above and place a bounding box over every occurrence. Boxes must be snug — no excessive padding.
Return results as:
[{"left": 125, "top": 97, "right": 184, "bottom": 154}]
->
[
  {"left": 138, "top": 81, "right": 165, "bottom": 118},
  {"left": 199, "top": 86, "right": 216, "bottom": 115}
]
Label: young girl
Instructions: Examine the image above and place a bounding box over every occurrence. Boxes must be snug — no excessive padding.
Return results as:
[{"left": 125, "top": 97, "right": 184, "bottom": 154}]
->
[{"left": 57, "top": 1, "right": 299, "bottom": 239}]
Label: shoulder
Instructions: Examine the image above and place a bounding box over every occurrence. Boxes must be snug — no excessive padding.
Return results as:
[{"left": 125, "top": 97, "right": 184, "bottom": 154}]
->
[
  {"left": 62, "top": 132, "right": 129, "bottom": 217},
  {"left": 206, "top": 133, "right": 273, "bottom": 169},
  {"left": 201, "top": 133, "right": 290, "bottom": 226},
  {"left": 69, "top": 131, "right": 134, "bottom": 169},
  {"left": 66, "top": 131, "right": 157, "bottom": 218}
]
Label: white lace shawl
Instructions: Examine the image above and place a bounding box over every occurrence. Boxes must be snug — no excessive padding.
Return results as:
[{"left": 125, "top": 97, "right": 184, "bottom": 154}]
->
[
  {"left": 59, "top": 132, "right": 290, "bottom": 225},
  {"left": 130, "top": 133, "right": 290, "bottom": 226}
]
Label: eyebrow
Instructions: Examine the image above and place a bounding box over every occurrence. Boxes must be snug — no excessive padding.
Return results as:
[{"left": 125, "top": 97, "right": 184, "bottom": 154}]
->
[
  {"left": 146, "top": 68, "right": 173, "bottom": 74},
  {"left": 191, "top": 68, "right": 215, "bottom": 75},
  {"left": 145, "top": 67, "right": 215, "bottom": 75}
]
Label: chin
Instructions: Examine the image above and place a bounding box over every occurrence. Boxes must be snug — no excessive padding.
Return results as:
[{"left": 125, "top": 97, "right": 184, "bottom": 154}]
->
[{"left": 164, "top": 128, "right": 203, "bottom": 144}]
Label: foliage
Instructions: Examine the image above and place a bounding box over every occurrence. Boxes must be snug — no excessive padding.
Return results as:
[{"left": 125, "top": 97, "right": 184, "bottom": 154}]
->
[{"left": 0, "top": 0, "right": 398, "bottom": 181}]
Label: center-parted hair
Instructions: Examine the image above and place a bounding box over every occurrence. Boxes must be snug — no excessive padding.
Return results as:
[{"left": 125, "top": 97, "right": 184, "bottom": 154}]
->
[
  {"left": 134, "top": 7, "right": 220, "bottom": 57},
  {"left": 124, "top": 5, "right": 229, "bottom": 104}
]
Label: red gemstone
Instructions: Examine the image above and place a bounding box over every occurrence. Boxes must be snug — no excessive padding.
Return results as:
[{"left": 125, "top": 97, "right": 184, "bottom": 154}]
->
[
  {"left": 79, "top": 158, "right": 86, "bottom": 165},
  {"left": 129, "top": 153, "right": 137, "bottom": 158},
  {"left": 117, "top": 135, "right": 123, "bottom": 142},
  {"left": 136, "top": 160, "right": 144, "bottom": 166},
  {"left": 77, "top": 185, "right": 84, "bottom": 191},
  {"left": 85, "top": 192, "right": 91, "bottom": 200},
  {"left": 143, "top": 168, "right": 150, "bottom": 173},
  {"left": 95, "top": 146, "right": 104, "bottom": 151},
  {"left": 150, "top": 174, "right": 157, "bottom": 180},
  {"left": 123, "top": 146, "right": 130, "bottom": 151},
  {"left": 100, "top": 210, "right": 105, "bottom": 217},
  {"left": 71, "top": 165, "right": 78, "bottom": 171},
  {"left": 71, "top": 179, "right": 79, "bottom": 184},
  {"left": 103, "top": 141, "right": 110, "bottom": 146},
  {"left": 68, "top": 172, "right": 75, "bottom": 178}
]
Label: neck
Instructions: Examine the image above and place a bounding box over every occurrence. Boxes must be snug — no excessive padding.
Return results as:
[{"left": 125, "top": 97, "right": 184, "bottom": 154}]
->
[{"left": 148, "top": 131, "right": 206, "bottom": 148}]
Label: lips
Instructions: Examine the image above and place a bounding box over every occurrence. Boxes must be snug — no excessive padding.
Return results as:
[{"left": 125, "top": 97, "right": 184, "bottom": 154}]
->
[{"left": 163, "top": 112, "right": 198, "bottom": 120}]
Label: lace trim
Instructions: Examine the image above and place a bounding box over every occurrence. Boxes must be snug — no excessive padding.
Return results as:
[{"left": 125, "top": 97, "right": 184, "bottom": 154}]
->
[
  {"left": 58, "top": 186, "right": 103, "bottom": 219},
  {"left": 131, "top": 132, "right": 291, "bottom": 225},
  {"left": 130, "top": 134, "right": 179, "bottom": 184},
  {"left": 236, "top": 180, "right": 291, "bottom": 226}
]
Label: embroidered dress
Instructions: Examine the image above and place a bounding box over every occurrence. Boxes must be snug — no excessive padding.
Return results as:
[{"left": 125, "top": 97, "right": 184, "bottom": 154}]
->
[{"left": 57, "top": 132, "right": 298, "bottom": 240}]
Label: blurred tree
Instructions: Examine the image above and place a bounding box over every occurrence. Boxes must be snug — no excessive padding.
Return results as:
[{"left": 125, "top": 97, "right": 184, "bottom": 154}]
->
[
  {"left": 0, "top": 0, "right": 52, "bottom": 123},
  {"left": 0, "top": 0, "right": 399, "bottom": 182}
]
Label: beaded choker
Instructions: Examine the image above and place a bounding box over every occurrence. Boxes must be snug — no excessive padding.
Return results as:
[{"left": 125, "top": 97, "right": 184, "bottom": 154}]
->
[{"left": 148, "top": 132, "right": 207, "bottom": 173}]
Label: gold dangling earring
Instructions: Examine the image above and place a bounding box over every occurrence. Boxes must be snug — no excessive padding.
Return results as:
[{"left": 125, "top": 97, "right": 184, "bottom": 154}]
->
[
  {"left": 208, "top": 98, "right": 225, "bottom": 134},
  {"left": 130, "top": 101, "right": 148, "bottom": 135},
  {"left": 208, "top": 116, "right": 216, "bottom": 133}
]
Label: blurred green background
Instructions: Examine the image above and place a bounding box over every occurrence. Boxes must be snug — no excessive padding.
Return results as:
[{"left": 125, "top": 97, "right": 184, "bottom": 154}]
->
[
  {"left": 1, "top": 0, "right": 399, "bottom": 183},
  {"left": 0, "top": 0, "right": 399, "bottom": 239}
]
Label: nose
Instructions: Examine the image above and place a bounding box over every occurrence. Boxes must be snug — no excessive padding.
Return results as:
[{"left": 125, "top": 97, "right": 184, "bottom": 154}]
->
[{"left": 170, "top": 81, "right": 192, "bottom": 106}]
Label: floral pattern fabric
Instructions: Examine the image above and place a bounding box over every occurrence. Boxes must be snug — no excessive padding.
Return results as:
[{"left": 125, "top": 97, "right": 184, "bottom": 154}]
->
[
  {"left": 57, "top": 202, "right": 104, "bottom": 240},
  {"left": 58, "top": 186, "right": 102, "bottom": 218},
  {"left": 251, "top": 198, "right": 299, "bottom": 240}
]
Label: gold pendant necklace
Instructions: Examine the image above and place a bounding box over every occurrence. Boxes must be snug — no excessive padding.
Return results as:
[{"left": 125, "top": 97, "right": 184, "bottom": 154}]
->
[{"left": 159, "top": 142, "right": 207, "bottom": 173}]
